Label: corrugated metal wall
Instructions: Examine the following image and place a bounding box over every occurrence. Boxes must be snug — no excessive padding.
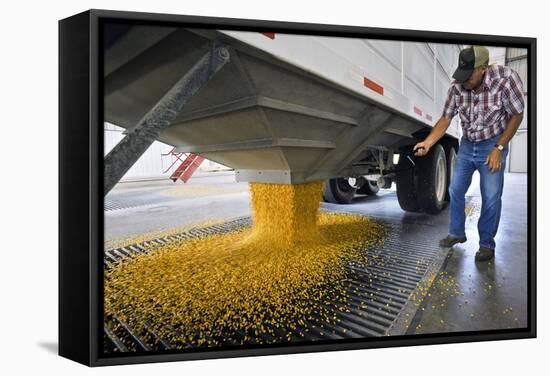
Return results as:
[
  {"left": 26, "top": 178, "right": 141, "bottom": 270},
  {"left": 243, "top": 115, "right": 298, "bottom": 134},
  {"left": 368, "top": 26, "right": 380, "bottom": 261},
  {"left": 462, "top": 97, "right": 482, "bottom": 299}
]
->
[
  {"left": 505, "top": 48, "right": 528, "bottom": 173},
  {"left": 104, "top": 123, "right": 179, "bottom": 181},
  {"left": 104, "top": 123, "right": 230, "bottom": 182}
]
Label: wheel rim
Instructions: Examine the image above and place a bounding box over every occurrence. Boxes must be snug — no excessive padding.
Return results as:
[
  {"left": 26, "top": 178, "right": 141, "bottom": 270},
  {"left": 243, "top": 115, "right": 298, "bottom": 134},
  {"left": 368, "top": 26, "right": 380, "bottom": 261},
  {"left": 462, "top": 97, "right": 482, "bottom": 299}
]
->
[{"left": 435, "top": 155, "right": 446, "bottom": 203}]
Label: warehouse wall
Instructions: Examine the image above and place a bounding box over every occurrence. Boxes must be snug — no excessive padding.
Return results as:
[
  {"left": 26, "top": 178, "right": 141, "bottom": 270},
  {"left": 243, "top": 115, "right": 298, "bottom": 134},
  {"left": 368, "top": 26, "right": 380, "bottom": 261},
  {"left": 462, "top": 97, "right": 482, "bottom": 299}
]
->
[
  {"left": 104, "top": 123, "right": 230, "bottom": 182},
  {"left": 506, "top": 48, "right": 528, "bottom": 173}
]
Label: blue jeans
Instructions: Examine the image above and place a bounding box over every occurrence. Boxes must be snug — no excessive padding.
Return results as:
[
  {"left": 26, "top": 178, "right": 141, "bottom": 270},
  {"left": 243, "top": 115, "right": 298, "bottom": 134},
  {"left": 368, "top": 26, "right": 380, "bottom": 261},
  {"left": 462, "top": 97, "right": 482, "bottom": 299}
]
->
[{"left": 448, "top": 134, "right": 508, "bottom": 250}]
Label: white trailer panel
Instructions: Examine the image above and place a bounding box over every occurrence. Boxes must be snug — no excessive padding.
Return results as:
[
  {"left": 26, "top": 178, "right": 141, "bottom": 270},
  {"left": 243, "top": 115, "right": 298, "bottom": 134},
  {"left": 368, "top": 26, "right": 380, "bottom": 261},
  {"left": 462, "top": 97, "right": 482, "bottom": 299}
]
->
[{"left": 221, "top": 30, "right": 462, "bottom": 139}]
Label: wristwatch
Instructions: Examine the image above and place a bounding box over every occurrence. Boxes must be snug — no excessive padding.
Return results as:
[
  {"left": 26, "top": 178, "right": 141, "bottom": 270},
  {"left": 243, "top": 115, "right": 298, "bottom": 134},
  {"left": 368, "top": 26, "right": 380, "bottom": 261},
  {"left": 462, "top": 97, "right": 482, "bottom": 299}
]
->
[{"left": 494, "top": 143, "right": 504, "bottom": 151}]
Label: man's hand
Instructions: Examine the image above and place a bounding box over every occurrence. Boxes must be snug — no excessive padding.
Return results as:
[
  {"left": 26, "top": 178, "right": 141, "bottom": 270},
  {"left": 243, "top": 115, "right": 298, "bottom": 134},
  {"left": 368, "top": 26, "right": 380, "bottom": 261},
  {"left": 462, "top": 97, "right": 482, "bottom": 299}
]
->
[
  {"left": 485, "top": 148, "right": 503, "bottom": 172},
  {"left": 413, "top": 140, "right": 432, "bottom": 157}
]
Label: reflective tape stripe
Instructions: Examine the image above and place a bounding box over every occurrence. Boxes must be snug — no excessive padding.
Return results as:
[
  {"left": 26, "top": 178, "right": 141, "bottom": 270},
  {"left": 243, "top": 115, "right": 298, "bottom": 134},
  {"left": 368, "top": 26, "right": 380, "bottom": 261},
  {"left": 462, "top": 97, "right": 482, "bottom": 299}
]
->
[{"left": 363, "top": 77, "right": 384, "bottom": 95}]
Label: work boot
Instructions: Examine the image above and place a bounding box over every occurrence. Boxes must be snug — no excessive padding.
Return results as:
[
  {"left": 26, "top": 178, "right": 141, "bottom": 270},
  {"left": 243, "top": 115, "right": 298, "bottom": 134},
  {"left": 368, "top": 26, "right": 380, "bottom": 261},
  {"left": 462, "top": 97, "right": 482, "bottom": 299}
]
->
[
  {"left": 475, "top": 247, "right": 495, "bottom": 262},
  {"left": 439, "top": 235, "right": 467, "bottom": 248}
]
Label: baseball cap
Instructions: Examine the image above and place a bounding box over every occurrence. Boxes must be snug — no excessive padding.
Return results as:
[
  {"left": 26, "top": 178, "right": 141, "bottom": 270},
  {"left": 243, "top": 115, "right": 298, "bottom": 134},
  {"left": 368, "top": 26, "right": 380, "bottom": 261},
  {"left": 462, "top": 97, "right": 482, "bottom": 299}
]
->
[{"left": 452, "top": 46, "right": 490, "bottom": 82}]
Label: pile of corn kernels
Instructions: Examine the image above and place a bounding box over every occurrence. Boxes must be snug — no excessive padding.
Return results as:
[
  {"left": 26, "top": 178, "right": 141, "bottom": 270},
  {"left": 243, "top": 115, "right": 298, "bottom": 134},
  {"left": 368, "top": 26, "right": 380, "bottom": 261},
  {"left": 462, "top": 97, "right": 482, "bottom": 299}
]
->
[{"left": 105, "top": 181, "right": 385, "bottom": 349}]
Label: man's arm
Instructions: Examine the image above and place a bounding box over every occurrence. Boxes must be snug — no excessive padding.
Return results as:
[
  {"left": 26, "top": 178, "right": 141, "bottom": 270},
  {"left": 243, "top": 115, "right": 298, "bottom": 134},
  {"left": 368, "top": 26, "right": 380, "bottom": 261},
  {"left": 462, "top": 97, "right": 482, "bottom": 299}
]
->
[
  {"left": 485, "top": 113, "right": 524, "bottom": 172},
  {"left": 497, "top": 113, "right": 524, "bottom": 147},
  {"left": 486, "top": 69, "right": 526, "bottom": 172},
  {"left": 413, "top": 116, "right": 452, "bottom": 156}
]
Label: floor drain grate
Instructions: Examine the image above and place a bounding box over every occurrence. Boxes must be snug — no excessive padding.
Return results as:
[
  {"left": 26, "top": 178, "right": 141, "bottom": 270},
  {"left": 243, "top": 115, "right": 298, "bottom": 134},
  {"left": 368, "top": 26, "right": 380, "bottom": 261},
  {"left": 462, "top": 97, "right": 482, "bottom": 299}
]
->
[{"left": 103, "top": 216, "right": 448, "bottom": 353}]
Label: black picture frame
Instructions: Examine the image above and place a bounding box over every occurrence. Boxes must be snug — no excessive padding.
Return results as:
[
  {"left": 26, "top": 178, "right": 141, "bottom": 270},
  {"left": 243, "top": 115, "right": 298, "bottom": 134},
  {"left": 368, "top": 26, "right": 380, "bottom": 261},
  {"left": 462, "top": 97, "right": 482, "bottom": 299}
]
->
[{"left": 59, "top": 9, "right": 537, "bottom": 367}]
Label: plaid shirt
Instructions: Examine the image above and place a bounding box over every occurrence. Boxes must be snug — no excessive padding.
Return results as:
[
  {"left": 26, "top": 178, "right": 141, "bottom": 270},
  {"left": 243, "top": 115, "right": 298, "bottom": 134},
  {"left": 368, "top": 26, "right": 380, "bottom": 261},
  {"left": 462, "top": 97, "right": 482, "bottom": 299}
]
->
[{"left": 442, "top": 64, "right": 525, "bottom": 142}]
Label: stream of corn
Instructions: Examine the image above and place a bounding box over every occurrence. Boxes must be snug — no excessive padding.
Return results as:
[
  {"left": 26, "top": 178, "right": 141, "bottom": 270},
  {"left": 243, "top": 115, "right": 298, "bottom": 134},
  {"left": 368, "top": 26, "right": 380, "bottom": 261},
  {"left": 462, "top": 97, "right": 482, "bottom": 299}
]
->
[{"left": 105, "top": 181, "right": 385, "bottom": 349}]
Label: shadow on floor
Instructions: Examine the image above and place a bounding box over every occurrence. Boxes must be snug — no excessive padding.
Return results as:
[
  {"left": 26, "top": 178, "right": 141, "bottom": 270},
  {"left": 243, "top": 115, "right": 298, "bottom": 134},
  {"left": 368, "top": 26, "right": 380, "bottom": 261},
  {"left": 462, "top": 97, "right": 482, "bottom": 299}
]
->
[{"left": 37, "top": 341, "right": 58, "bottom": 355}]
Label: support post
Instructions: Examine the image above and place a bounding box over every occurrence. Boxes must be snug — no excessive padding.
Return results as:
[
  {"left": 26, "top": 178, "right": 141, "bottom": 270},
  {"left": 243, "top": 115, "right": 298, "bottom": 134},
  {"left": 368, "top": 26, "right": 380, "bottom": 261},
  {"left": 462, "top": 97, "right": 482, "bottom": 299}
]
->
[{"left": 103, "top": 43, "right": 230, "bottom": 195}]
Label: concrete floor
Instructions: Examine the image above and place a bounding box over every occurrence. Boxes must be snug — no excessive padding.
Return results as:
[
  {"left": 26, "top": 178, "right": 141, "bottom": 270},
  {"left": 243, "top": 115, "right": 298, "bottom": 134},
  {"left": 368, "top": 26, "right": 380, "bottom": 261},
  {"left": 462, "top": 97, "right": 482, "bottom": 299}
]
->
[
  {"left": 104, "top": 171, "right": 528, "bottom": 334},
  {"left": 104, "top": 172, "right": 250, "bottom": 242},
  {"left": 409, "top": 172, "right": 528, "bottom": 334}
]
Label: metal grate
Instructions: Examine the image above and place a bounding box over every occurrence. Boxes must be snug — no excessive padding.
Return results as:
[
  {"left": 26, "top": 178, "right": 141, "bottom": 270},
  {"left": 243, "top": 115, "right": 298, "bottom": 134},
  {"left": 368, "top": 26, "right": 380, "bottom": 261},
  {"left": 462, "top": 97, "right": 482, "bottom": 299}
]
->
[{"left": 103, "top": 217, "right": 448, "bottom": 353}]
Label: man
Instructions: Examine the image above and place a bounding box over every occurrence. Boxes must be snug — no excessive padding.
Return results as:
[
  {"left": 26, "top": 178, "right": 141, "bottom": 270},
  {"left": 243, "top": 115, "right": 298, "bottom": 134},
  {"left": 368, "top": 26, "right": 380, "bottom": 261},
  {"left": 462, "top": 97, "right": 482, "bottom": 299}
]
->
[{"left": 413, "top": 45, "right": 525, "bottom": 262}]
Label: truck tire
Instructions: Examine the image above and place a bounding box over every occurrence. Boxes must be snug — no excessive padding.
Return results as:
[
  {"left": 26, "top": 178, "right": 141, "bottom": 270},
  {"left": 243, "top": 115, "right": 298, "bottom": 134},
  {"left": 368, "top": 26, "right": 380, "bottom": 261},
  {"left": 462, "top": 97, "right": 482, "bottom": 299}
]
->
[
  {"left": 416, "top": 144, "right": 447, "bottom": 214},
  {"left": 396, "top": 152, "right": 421, "bottom": 212},
  {"left": 444, "top": 145, "right": 457, "bottom": 202},
  {"left": 357, "top": 180, "right": 380, "bottom": 195},
  {"left": 323, "top": 178, "right": 357, "bottom": 204}
]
